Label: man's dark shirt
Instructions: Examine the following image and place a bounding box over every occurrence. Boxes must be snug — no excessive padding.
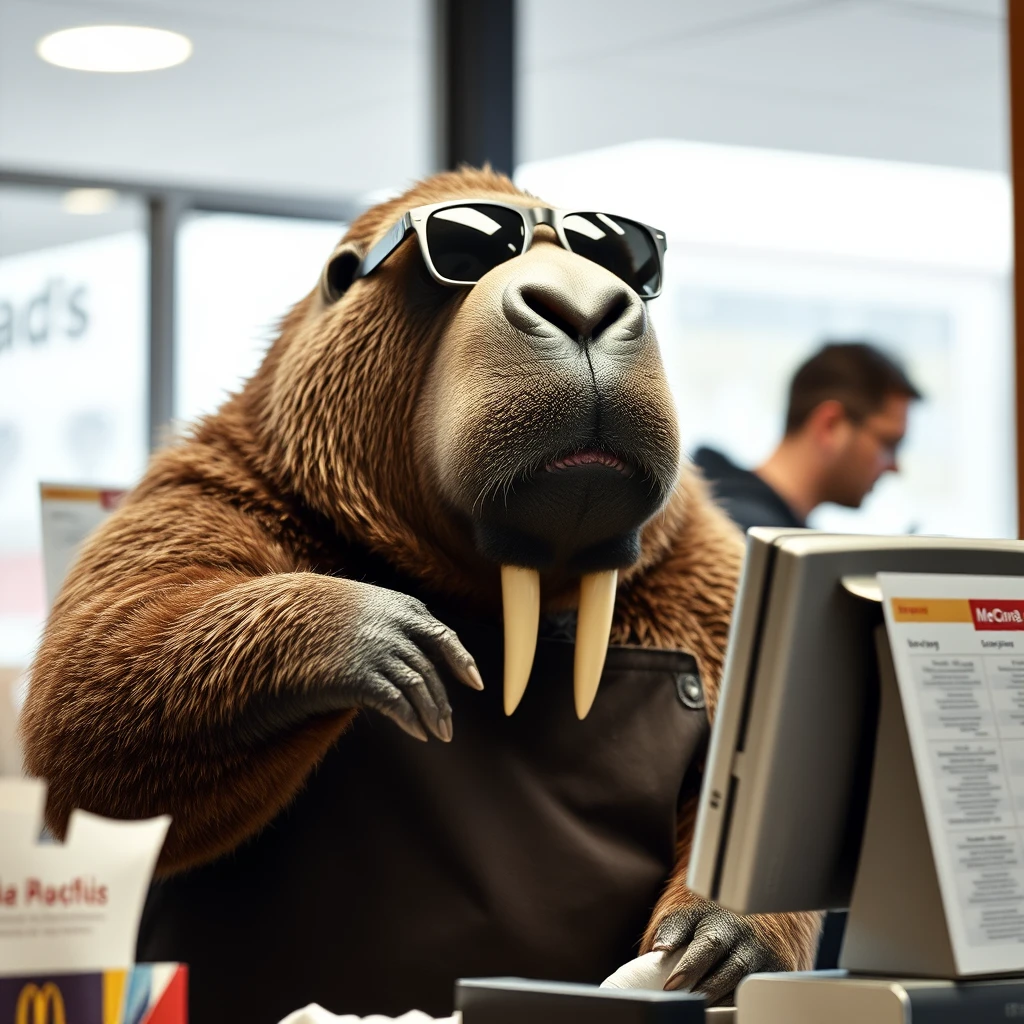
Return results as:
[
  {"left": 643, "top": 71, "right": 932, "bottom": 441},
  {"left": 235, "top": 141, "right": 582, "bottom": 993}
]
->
[{"left": 691, "top": 446, "right": 805, "bottom": 533}]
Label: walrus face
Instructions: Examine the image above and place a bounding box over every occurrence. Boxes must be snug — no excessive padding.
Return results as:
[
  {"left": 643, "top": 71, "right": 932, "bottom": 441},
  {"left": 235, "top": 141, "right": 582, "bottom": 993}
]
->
[
  {"left": 412, "top": 208, "right": 680, "bottom": 718},
  {"left": 293, "top": 172, "right": 680, "bottom": 718},
  {"left": 419, "top": 226, "right": 680, "bottom": 577}
]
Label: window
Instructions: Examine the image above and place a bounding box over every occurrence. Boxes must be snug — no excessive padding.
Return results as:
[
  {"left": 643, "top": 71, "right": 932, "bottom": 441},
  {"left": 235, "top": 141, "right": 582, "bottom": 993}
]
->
[
  {"left": 175, "top": 212, "right": 347, "bottom": 426},
  {"left": 0, "top": 186, "right": 147, "bottom": 667}
]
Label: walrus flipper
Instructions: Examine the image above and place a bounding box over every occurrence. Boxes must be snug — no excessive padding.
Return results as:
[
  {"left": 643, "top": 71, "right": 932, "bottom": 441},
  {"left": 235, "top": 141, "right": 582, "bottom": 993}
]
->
[{"left": 20, "top": 483, "right": 478, "bottom": 874}]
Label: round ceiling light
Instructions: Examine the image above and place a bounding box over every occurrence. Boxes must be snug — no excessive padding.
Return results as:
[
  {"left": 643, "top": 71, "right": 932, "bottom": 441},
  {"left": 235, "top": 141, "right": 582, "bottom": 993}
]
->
[
  {"left": 62, "top": 188, "right": 119, "bottom": 215},
  {"left": 37, "top": 26, "right": 192, "bottom": 73}
]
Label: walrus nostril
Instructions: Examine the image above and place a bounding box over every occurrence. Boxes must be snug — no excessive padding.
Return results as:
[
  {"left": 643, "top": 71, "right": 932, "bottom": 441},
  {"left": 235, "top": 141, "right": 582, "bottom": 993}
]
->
[
  {"left": 522, "top": 292, "right": 579, "bottom": 341},
  {"left": 590, "top": 295, "right": 630, "bottom": 342},
  {"left": 518, "top": 285, "right": 637, "bottom": 346}
]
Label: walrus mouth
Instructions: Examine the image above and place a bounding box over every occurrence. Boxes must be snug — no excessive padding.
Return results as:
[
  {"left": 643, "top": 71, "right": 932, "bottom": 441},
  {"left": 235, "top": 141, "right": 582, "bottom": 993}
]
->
[
  {"left": 474, "top": 447, "right": 652, "bottom": 719},
  {"left": 544, "top": 450, "right": 634, "bottom": 476},
  {"left": 500, "top": 564, "right": 616, "bottom": 720}
]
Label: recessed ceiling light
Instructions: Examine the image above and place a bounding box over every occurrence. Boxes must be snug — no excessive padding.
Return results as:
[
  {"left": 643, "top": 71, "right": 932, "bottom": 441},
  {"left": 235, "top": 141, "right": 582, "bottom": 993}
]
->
[
  {"left": 37, "top": 26, "right": 192, "bottom": 73},
  {"left": 61, "top": 188, "right": 119, "bottom": 215}
]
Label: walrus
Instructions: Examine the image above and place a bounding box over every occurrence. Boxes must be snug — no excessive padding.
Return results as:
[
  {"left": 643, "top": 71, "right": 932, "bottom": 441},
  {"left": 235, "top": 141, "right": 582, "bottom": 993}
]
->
[{"left": 20, "top": 167, "right": 820, "bottom": 1023}]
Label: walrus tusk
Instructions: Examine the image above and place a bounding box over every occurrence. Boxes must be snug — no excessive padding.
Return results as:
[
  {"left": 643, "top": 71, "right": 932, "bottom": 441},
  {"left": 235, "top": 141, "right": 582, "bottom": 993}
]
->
[
  {"left": 574, "top": 569, "right": 618, "bottom": 720},
  {"left": 501, "top": 565, "right": 540, "bottom": 715}
]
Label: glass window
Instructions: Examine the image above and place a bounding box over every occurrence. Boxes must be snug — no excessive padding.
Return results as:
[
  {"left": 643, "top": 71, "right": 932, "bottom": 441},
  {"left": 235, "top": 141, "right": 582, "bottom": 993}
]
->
[
  {"left": 0, "top": 185, "right": 148, "bottom": 670},
  {"left": 175, "top": 213, "right": 347, "bottom": 426},
  {"left": 661, "top": 260, "right": 1010, "bottom": 538}
]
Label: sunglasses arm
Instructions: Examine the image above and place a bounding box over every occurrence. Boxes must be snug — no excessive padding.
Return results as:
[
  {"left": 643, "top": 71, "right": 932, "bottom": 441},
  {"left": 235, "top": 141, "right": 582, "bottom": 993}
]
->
[{"left": 355, "top": 212, "right": 416, "bottom": 280}]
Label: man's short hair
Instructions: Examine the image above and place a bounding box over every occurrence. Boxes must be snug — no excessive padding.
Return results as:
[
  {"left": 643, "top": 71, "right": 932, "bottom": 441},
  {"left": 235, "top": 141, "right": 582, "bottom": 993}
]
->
[{"left": 785, "top": 341, "right": 922, "bottom": 435}]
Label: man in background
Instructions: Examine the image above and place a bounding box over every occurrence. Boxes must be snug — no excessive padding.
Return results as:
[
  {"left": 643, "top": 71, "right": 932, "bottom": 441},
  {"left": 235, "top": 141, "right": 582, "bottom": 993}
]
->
[
  {"left": 694, "top": 340, "right": 921, "bottom": 970},
  {"left": 693, "top": 341, "right": 922, "bottom": 533}
]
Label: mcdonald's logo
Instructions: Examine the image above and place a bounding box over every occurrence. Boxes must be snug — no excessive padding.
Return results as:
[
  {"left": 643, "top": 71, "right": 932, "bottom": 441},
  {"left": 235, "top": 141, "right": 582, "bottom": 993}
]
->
[{"left": 14, "top": 983, "right": 66, "bottom": 1024}]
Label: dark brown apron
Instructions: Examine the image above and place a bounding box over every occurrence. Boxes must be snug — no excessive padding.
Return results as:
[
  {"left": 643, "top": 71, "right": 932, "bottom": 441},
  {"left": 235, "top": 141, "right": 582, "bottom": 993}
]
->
[{"left": 137, "top": 600, "right": 709, "bottom": 1024}]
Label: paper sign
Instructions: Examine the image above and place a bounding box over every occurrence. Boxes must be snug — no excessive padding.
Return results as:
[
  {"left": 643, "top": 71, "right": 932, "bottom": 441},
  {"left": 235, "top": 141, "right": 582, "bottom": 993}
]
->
[
  {"left": 39, "top": 483, "right": 126, "bottom": 611},
  {"left": 0, "top": 778, "right": 169, "bottom": 975},
  {"left": 880, "top": 572, "right": 1024, "bottom": 974}
]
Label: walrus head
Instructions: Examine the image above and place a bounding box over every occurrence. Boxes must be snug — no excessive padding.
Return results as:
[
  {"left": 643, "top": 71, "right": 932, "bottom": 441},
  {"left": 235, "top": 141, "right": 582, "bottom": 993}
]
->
[{"left": 261, "top": 168, "right": 680, "bottom": 718}]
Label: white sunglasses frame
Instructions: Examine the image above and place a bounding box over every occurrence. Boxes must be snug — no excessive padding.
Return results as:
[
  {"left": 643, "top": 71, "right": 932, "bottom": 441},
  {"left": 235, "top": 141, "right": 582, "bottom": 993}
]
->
[{"left": 355, "top": 200, "right": 668, "bottom": 299}]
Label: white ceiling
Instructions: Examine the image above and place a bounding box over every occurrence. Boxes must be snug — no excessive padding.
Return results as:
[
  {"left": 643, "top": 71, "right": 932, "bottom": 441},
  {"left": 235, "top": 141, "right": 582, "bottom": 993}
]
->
[
  {"left": 521, "top": 0, "right": 1008, "bottom": 172},
  {"left": 0, "top": 0, "right": 433, "bottom": 197},
  {"left": 0, "top": 0, "right": 1008, "bottom": 201}
]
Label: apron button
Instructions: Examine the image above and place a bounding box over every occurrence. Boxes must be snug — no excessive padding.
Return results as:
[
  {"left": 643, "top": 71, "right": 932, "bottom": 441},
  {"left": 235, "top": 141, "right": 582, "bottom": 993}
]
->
[{"left": 676, "top": 671, "right": 705, "bottom": 710}]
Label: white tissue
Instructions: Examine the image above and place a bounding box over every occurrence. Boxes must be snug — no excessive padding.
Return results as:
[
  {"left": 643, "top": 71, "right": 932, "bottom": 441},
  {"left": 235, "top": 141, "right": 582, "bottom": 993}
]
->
[
  {"left": 600, "top": 949, "right": 682, "bottom": 990},
  {"left": 278, "top": 954, "right": 684, "bottom": 1023},
  {"left": 278, "top": 1007, "right": 459, "bottom": 1024}
]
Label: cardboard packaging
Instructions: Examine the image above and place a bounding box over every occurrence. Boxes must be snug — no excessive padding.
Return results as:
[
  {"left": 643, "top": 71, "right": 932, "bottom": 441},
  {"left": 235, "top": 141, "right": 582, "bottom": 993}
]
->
[
  {"left": 0, "top": 964, "right": 187, "bottom": 1024},
  {"left": 0, "top": 778, "right": 185, "bottom": 1024}
]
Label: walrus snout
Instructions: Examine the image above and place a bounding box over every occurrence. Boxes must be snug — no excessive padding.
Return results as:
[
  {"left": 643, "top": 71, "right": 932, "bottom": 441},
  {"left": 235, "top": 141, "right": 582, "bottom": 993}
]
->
[
  {"left": 501, "top": 268, "right": 646, "bottom": 354},
  {"left": 422, "top": 237, "right": 678, "bottom": 563}
]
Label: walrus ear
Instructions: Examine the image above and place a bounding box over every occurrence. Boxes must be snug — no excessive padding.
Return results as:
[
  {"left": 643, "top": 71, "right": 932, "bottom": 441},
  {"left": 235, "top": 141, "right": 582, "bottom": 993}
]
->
[{"left": 319, "top": 243, "right": 362, "bottom": 304}]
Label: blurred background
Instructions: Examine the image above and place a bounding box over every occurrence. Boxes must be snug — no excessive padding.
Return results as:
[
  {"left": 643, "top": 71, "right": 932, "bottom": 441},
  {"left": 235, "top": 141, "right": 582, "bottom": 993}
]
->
[{"left": 0, "top": 0, "right": 1012, "bottom": 758}]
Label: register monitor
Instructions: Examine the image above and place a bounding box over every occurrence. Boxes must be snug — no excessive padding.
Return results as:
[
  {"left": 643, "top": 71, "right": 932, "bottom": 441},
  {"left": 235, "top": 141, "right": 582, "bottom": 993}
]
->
[{"left": 687, "top": 527, "right": 1024, "bottom": 915}]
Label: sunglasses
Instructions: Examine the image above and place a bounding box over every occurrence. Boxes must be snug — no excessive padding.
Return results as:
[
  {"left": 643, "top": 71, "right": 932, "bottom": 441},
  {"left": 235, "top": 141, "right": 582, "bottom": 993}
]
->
[{"left": 355, "top": 200, "right": 668, "bottom": 299}]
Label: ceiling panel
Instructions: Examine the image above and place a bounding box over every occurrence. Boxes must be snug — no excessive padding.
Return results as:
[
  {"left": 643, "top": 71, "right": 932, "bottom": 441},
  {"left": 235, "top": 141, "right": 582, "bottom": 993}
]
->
[
  {"left": 0, "top": 0, "right": 1009, "bottom": 198},
  {"left": 519, "top": 68, "right": 1003, "bottom": 169},
  {"left": 520, "top": 0, "right": 1006, "bottom": 172},
  {"left": 0, "top": 0, "right": 430, "bottom": 196},
  {"left": 885, "top": 0, "right": 1003, "bottom": 18},
  {"left": 522, "top": 0, "right": 819, "bottom": 67},
  {"left": 22, "top": 0, "right": 421, "bottom": 45},
  {"left": 624, "top": 4, "right": 1002, "bottom": 98}
]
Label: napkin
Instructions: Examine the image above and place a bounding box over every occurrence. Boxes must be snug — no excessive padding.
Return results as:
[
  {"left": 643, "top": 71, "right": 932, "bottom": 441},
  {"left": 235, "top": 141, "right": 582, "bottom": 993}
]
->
[
  {"left": 600, "top": 949, "right": 682, "bottom": 989},
  {"left": 278, "top": 1007, "right": 459, "bottom": 1024}
]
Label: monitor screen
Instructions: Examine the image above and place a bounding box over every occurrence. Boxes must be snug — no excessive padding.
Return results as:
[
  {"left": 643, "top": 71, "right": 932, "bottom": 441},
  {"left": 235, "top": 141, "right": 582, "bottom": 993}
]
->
[{"left": 687, "top": 529, "right": 1024, "bottom": 914}]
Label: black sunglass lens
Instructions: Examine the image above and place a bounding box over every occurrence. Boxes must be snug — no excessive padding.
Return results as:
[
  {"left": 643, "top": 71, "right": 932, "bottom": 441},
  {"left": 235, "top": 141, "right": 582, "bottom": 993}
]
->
[
  {"left": 561, "top": 213, "right": 662, "bottom": 296},
  {"left": 426, "top": 205, "right": 526, "bottom": 283}
]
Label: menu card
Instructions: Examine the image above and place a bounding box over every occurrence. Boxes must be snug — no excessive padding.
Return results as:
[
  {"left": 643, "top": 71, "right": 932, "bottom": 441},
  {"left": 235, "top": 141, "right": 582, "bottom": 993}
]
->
[{"left": 880, "top": 572, "right": 1024, "bottom": 975}]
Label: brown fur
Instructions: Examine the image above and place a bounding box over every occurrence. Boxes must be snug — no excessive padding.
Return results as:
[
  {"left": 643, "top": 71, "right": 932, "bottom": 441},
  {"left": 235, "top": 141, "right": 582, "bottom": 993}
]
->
[{"left": 20, "top": 167, "right": 818, "bottom": 971}]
